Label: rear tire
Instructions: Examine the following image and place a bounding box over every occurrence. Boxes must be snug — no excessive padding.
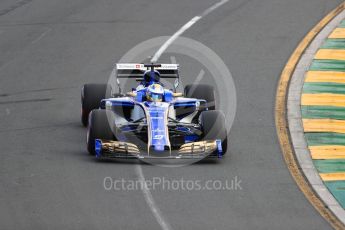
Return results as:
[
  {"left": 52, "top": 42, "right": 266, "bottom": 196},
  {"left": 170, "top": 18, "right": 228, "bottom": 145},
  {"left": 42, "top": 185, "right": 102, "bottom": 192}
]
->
[
  {"left": 87, "top": 110, "right": 115, "bottom": 155},
  {"left": 200, "top": 110, "right": 227, "bottom": 155},
  {"left": 81, "top": 84, "right": 112, "bottom": 127},
  {"left": 184, "top": 84, "right": 215, "bottom": 110}
]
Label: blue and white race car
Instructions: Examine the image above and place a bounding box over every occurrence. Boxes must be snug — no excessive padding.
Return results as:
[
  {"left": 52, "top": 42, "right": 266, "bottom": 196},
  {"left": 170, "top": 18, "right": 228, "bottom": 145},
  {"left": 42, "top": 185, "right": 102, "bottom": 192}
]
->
[{"left": 81, "top": 63, "right": 227, "bottom": 159}]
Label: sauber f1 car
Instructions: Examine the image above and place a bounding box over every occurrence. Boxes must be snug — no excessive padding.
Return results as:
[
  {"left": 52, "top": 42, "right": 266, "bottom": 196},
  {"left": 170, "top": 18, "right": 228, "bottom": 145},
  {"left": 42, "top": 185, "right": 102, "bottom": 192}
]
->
[{"left": 81, "top": 63, "right": 227, "bottom": 160}]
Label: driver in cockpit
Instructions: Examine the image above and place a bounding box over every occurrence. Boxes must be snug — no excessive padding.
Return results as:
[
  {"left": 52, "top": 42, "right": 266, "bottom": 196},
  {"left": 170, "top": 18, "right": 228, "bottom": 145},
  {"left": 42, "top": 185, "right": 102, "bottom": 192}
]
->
[
  {"left": 136, "top": 69, "right": 162, "bottom": 91},
  {"left": 128, "top": 69, "right": 179, "bottom": 102}
]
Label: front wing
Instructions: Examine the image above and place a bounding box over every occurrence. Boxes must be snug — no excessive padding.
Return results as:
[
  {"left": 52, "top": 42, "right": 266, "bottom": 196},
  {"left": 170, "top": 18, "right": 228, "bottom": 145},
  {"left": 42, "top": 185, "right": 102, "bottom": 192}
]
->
[{"left": 94, "top": 139, "right": 223, "bottom": 159}]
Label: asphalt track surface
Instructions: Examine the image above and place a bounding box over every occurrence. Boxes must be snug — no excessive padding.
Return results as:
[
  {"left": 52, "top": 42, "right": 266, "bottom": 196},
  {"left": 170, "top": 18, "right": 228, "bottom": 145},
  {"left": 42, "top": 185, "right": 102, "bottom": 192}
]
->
[{"left": 0, "top": 0, "right": 343, "bottom": 229}]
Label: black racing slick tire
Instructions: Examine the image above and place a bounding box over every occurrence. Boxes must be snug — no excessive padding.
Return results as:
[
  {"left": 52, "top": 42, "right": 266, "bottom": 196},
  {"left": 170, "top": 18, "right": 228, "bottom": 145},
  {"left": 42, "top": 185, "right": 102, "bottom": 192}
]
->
[
  {"left": 81, "top": 84, "right": 112, "bottom": 127},
  {"left": 184, "top": 84, "right": 216, "bottom": 110},
  {"left": 87, "top": 110, "right": 115, "bottom": 155},
  {"left": 200, "top": 110, "right": 228, "bottom": 155}
]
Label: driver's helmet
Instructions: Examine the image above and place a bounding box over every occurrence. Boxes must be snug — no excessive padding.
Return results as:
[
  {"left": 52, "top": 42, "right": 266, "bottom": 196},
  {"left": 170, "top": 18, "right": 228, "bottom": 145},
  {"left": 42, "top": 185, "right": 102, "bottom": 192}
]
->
[
  {"left": 143, "top": 70, "right": 160, "bottom": 83},
  {"left": 146, "top": 84, "right": 164, "bottom": 102}
]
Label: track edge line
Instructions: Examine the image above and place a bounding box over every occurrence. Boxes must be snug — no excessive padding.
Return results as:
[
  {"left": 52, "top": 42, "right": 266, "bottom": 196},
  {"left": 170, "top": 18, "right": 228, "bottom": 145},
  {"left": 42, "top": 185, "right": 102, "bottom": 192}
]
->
[{"left": 275, "top": 2, "right": 345, "bottom": 230}]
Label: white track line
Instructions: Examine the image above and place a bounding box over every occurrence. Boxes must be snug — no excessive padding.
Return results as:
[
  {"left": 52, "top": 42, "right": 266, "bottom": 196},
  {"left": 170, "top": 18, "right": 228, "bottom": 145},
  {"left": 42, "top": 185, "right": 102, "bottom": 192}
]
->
[
  {"left": 138, "top": 1, "right": 228, "bottom": 230},
  {"left": 31, "top": 28, "right": 51, "bottom": 44},
  {"left": 170, "top": 56, "right": 177, "bottom": 64},
  {"left": 135, "top": 165, "right": 173, "bottom": 230},
  {"left": 150, "top": 0, "right": 228, "bottom": 63}
]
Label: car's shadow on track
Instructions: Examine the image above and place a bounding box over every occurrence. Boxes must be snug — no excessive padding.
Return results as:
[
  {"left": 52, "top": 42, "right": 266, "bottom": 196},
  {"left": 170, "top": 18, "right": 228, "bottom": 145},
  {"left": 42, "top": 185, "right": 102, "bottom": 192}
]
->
[{"left": 80, "top": 152, "right": 222, "bottom": 166}]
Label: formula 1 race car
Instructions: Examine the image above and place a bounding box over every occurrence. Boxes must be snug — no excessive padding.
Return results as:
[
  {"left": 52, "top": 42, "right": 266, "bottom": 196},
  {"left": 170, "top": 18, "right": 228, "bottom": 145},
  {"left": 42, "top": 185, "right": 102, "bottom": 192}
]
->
[{"left": 81, "top": 63, "right": 227, "bottom": 160}]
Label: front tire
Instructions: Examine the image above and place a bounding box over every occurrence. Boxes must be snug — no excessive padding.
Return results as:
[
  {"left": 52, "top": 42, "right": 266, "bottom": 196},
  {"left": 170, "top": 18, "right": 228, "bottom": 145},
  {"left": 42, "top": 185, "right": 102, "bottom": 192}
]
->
[
  {"left": 87, "top": 110, "right": 115, "bottom": 155},
  {"left": 81, "top": 84, "right": 112, "bottom": 127},
  {"left": 200, "top": 110, "right": 227, "bottom": 155}
]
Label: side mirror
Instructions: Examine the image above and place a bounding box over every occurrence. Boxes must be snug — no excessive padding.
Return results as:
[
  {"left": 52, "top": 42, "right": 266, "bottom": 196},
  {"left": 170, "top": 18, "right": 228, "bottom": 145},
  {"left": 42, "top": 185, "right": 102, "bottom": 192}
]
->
[
  {"left": 116, "top": 78, "right": 122, "bottom": 94},
  {"left": 174, "top": 78, "right": 179, "bottom": 92}
]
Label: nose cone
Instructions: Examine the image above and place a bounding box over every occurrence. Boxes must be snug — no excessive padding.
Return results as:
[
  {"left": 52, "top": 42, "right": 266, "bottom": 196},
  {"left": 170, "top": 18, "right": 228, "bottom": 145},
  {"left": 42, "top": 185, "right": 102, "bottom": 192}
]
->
[{"left": 149, "top": 145, "right": 171, "bottom": 156}]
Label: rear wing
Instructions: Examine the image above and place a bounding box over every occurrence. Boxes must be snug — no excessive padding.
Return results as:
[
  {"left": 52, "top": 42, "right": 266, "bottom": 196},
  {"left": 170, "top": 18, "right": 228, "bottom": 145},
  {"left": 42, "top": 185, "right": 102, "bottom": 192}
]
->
[
  {"left": 116, "top": 63, "right": 179, "bottom": 79},
  {"left": 114, "top": 63, "right": 180, "bottom": 94}
]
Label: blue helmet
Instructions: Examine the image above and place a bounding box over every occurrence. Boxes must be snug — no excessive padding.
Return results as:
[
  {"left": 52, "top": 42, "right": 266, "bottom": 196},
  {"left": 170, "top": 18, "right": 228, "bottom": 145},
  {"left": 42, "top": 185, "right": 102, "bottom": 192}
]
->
[{"left": 146, "top": 84, "right": 164, "bottom": 102}]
